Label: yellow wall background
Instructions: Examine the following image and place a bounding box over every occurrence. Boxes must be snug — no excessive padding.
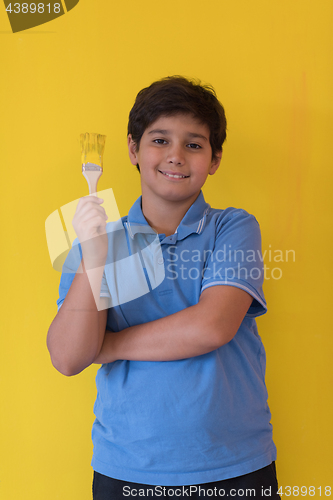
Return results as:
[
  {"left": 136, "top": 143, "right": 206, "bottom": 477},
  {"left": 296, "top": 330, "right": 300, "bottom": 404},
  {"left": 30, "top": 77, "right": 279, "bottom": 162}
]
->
[{"left": 1, "top": 0, "right": 332, "bottom": 498}]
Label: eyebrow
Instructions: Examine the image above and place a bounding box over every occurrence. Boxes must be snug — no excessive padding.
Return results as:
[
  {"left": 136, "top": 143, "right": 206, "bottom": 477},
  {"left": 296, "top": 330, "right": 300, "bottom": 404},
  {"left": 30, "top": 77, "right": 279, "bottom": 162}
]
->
[{"left": 147, "top": 129, "right": 208, "bottom": 141}]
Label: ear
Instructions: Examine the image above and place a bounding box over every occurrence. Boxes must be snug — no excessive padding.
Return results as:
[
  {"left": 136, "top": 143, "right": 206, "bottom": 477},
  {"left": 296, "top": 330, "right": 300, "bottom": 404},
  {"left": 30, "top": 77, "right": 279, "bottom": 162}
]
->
[
  {"left": 209, "top": 149, "right": 223, "bottom": 175},
  {"left": 128, "top": 134, "right": 139, "bottom": 166}
]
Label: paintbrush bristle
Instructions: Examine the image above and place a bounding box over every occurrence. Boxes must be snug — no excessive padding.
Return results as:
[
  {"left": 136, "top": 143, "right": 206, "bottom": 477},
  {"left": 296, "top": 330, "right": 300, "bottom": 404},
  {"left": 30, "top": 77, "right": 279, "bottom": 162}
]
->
[{"left": 80, "top": 133, "right": 106, "bottom": 168}]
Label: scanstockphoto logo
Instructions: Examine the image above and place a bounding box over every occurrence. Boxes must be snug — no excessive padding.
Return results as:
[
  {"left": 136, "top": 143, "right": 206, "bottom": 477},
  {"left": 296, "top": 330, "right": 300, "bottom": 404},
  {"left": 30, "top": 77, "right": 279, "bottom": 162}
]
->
[
  {"left": 3, "top": 0, "right": 80, "bottom": 33},
  {"left": 45, "top": 189, "right": 165, "bottom": 311}
]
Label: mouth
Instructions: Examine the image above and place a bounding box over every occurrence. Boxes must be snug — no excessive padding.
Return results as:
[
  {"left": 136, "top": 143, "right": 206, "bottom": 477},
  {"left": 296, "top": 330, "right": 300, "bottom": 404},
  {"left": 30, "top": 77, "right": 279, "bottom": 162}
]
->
[{"left": 158, "top": 170, "right": 189, "bottom": 179}]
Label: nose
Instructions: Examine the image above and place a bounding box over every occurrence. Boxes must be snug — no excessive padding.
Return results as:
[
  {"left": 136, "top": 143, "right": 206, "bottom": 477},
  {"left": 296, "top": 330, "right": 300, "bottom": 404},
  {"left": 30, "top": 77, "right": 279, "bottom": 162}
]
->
[{"left": 166, "top": 144, "right": 185, "bottom": 165}]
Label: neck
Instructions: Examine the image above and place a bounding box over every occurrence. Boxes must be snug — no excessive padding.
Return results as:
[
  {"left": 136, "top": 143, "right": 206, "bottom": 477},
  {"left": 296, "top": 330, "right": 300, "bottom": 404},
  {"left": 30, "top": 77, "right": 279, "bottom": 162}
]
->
[{"left": 141, "top": 192, "right": 200, "bottom": 236}]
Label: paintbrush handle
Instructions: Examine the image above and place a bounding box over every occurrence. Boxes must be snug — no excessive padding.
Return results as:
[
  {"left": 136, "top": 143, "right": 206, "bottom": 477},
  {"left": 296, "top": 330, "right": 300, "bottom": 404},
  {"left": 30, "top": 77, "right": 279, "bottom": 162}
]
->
[
  {"left": 82, "top": 170, "right": 102, "bottom": 195},
  {"left": 82, "top": 162, "right": 103, "bottom": 195}
]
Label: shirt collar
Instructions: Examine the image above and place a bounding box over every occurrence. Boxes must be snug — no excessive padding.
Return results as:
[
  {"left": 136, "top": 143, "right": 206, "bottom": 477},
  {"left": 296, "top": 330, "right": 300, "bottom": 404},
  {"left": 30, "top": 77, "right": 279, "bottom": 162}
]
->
[
  {"left": 126, "top": 191, "right": 211, "bottom": 241},
  {"left": 125, "top": 196, "right": 151, "bottom": 239},
  {"left": 175, "top": 191, "right": 211, "bottom": 241}
]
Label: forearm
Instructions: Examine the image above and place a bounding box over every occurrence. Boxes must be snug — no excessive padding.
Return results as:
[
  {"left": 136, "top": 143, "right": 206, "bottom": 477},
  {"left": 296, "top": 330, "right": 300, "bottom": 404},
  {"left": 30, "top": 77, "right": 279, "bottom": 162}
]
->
[
  {"left": 94, "top": 286, "right": 253, "bottom": 364},
  {"left": 95, "top": 302, "right": 219, "bottom": 364},
  {"left": 47, "top": 261, "right": 108, "bottom": 376}
]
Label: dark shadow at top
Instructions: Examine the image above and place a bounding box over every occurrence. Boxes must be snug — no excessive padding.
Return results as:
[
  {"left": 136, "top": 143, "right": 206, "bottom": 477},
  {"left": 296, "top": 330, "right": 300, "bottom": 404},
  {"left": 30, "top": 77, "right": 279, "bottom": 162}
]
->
[{"left": 64, "top": 0, "right": 80, "bottom": 12}]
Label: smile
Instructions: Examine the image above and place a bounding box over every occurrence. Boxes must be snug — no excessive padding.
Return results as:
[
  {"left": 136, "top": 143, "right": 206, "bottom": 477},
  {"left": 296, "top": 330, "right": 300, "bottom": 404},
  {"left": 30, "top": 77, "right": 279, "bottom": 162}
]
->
[{"left": 159, "top": 170, "right": 189, "bottom": 179}]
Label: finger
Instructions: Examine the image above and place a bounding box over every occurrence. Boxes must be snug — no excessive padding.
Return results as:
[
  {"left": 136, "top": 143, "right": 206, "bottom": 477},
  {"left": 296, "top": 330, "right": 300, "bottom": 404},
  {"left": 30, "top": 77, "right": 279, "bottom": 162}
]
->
[
  {"left": 80, "top": 195, "right": 104, "bottom": 204},
  {"left": 78, "top": 207, "right": 108, "bottom": 224},
  {"left": 76, "top": 202, "right": 107, "bottom": 220},
  {"left": 76, "top": 196, "right": 104, "bottom": 211},
  {"left": 73, "top": 209, "right": 108, "bottom": 237},
  {"left": 76, "top": 196, "right": 104, "bottom": 213},
  {"left": 86, "top": 195, "right": 104, "bottom": 204},
  {"left": 78, "top": 217, "right": 108, "bottom": 239}
]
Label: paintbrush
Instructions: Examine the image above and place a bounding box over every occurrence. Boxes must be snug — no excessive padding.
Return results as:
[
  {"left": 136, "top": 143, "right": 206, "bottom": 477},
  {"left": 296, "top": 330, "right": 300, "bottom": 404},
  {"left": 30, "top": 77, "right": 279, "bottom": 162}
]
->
[{"left": 80, "top": 133, "right": 106, "bottom": 195}]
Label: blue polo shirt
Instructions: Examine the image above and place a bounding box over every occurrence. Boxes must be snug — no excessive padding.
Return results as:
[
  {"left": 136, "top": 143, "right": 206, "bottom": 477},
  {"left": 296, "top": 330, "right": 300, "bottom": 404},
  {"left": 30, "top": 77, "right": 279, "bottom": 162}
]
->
[{"left": 57, "top": 191, "right": 277, "bottom": 486}]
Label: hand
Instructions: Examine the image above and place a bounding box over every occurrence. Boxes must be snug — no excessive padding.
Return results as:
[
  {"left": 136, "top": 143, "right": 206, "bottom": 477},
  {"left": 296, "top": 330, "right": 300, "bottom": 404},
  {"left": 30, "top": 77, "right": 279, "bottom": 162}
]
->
[{"left": 72, "top": 196, "right": 108, "bottom": 269}]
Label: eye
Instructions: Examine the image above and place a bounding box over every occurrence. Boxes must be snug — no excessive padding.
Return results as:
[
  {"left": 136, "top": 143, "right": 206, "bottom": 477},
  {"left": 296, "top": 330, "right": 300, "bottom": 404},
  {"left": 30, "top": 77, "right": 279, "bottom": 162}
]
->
[
  {"left": 153, "top": 139, "right": 168, "bottom": 145},
  {"left": 187, "top": 143, "right": 202, "bottom": 149}
]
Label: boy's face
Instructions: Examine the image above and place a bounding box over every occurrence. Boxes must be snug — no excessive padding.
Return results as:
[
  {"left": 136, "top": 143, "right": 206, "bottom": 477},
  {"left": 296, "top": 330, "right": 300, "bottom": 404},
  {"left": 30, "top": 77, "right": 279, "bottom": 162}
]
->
[{"left": 128, "top": 114, "right": 222, "bottom": 207}]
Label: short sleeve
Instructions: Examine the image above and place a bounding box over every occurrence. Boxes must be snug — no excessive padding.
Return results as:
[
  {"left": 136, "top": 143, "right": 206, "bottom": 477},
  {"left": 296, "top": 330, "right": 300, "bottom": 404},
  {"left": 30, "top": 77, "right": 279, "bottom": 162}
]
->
[
  {"left": 201, "top": 209, "right": 267, "bottom": 317},
  {"left": 56, "top": 238, "right": 111, "bottom": 310}
]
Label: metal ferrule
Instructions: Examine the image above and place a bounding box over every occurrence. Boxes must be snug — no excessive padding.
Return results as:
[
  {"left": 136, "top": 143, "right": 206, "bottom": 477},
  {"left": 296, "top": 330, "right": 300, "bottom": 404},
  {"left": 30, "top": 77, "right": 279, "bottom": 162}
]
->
[{"left": 82, "top": 162, "right": 103, "bottom": 172}]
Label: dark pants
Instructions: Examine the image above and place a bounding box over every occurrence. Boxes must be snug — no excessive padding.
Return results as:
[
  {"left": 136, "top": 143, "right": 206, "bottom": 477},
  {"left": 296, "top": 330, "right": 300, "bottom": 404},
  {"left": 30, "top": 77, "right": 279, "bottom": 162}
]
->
[{"left": 92, "top": 462, "right": 281, "bottom": 499}]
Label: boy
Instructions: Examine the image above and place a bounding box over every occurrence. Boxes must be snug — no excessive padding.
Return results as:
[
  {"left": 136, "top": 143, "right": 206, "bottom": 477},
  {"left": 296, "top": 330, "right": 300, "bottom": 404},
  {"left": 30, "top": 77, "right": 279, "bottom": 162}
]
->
[{"left": 47, "top": 76, "right": 280, "bottom": 499}]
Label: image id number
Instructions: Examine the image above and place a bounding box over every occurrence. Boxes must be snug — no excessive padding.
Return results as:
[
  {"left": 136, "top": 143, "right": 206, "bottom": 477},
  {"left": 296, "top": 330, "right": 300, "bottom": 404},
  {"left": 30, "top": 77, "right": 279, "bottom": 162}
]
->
[
  {"left": 6, "top": 3, "right": 61, "bottom": 13},
  {"left": 278, "top": 486, "right": 331, "bottom": 496}
]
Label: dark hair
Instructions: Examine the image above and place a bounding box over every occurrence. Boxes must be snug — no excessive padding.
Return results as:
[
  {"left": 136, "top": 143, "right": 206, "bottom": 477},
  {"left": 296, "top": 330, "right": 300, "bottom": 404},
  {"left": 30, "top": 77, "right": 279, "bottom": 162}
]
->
[{"left": 127, "top": 76, "right": 227, "bottom": 172}]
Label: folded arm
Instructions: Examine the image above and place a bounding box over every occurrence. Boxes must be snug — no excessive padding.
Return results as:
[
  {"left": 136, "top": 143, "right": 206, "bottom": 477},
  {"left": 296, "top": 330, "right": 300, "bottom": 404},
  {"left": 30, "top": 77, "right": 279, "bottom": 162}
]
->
[{"left": 94, "top": 285, "right": 253, "bottom": 363}]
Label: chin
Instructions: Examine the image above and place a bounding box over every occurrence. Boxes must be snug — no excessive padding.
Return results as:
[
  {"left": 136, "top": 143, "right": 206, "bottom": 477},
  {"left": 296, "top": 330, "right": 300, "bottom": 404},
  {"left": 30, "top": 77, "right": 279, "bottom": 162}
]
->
[{"left": 162, "top": 189, "right": 199, "bottom": 203}]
